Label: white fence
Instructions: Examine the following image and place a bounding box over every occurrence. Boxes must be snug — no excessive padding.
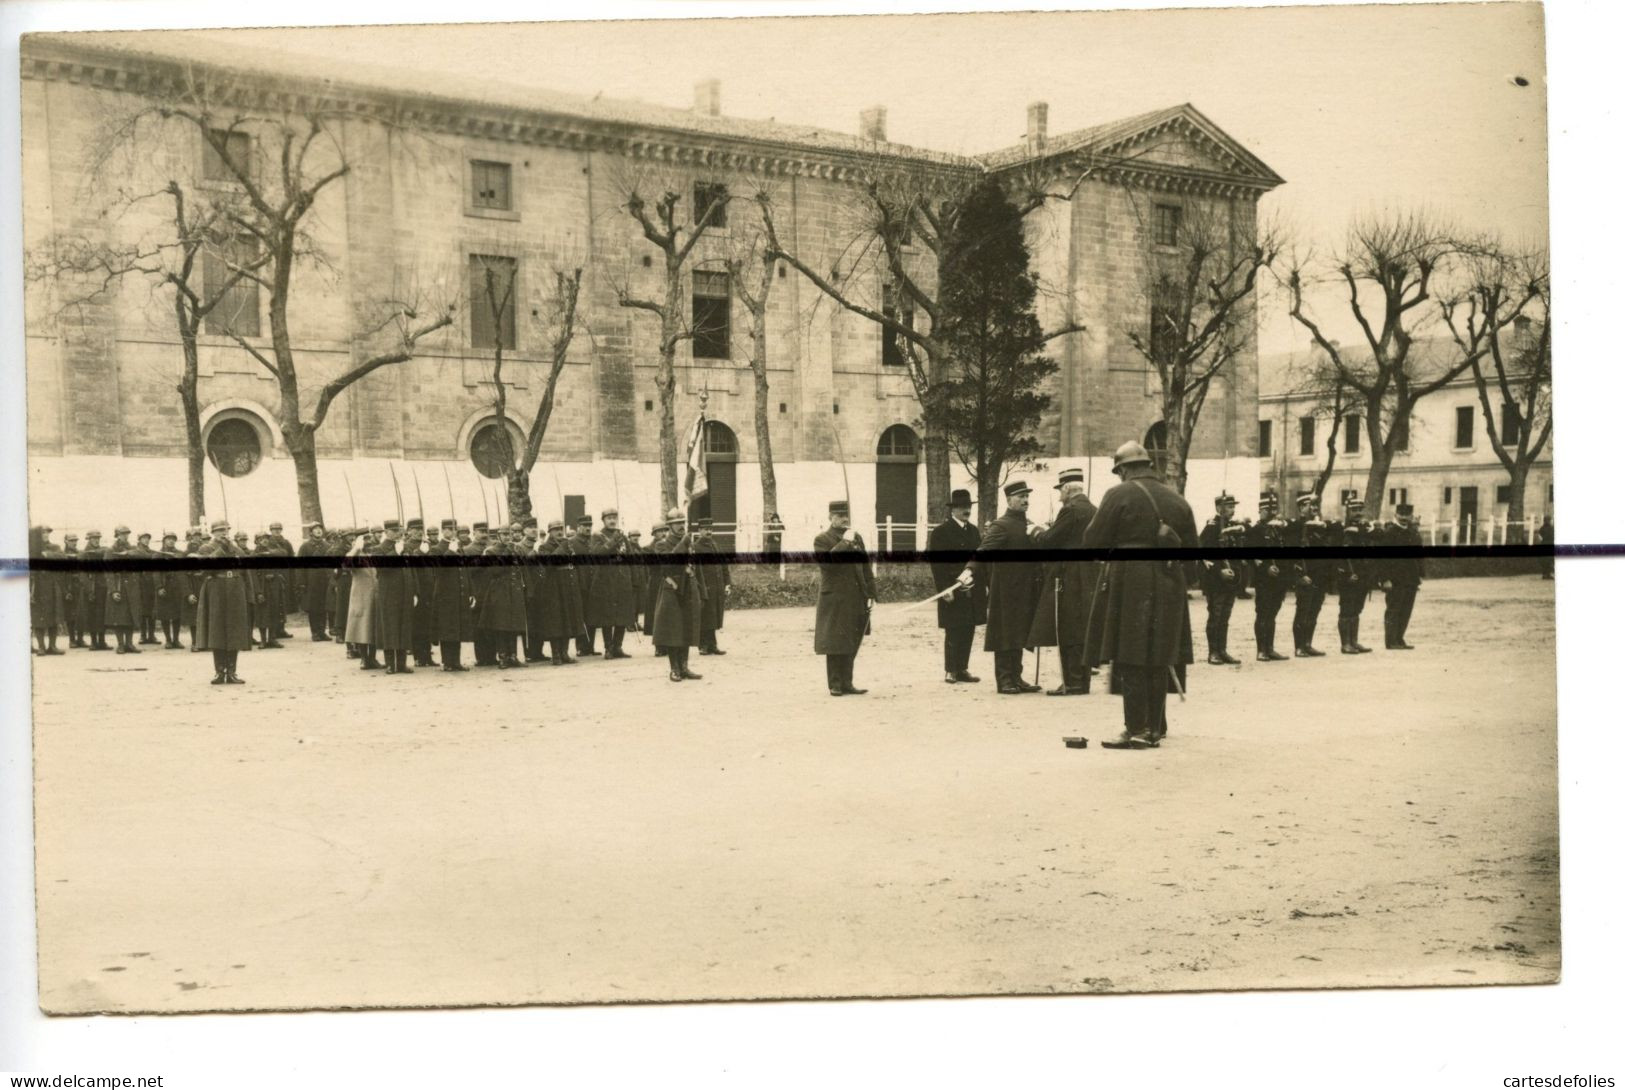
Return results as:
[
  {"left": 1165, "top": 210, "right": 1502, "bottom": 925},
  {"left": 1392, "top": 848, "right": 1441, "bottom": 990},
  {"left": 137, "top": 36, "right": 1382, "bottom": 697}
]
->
[{"left": 1425, "top": 516, "right": 1539, "bottom": 546}]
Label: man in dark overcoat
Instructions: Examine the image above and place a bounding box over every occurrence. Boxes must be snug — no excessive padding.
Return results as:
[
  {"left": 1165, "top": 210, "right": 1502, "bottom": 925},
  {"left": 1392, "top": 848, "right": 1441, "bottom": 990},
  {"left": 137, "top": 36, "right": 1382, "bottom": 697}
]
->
[
  {"left": 475, "top": 532, "right": 527, "bottom": 669},
  {"left": 1080, "top": 441, "right": 1197, "bottom": 749},
  {"left": 536, "top": 520, "right": 585, "bottom": 665},
  {"left": 195, "top": 520, "right": 256, "bottom": 684},
  {"left": 813, "top": 500, "right": 876, "bottom": 696},
  {"left": 928, "top": 488, "right": 986, "bottom": 684},
  {"left": 571, "top": 515, "right": 600, "bottom": 656},
  {"left": 155, "top": 531, "right": 192, "bottom": 648},
  {"left": 694, "top": 517, "right": 731, "bottom": 655},
  {"left": 641, "top": 525, "right": 670, "bottom": 648},
  {"left": 298, "top": 523, "right": 331, "bottom": 641},
  {"left": 1246, "top": 493, "right": 1293, "bottom": 661},
  {"left": 1289, "top": 493, "right": 1337, "bottom": 657},
  {"left": 428, "top": 520, "right": 474, "bottom": 671},
  {"left": 105, "top": 525, "right": 146, "bottom": 655},
  {"left": 1197, "top": 492, "right": 1245, "bottom": 665},
  {"left": 957, "top": 480, "right": 1041, "bottom": 694},
  {"left": 367, "top": 519, "right": 418, "bottom": 674},
  {"left": 134, "top": 531, "right": 161, "bottom": 645},
  {"left": 1027, "top": 471, "right": 1100, "bottom": 695},
  {"left": 78, "top": 530, "right": 109, "bottom": 651},
  {"left": 61, "top": 532, "right": 83, "bottom": 647},
  {"left": 30, "top": 526, "right": 66, "bottom": 655},
  {"left": 1335, "top": 497, "right": 1374, "bottom": 654},
  {"left": 587, "top": 508, "right": 639, "bottom": 659},
  {"left": 1377, "top": 502, "right": 1424, "bottom": 650},
  {"left": 651, "top": 510, "right": 704, "bottom": 681}
]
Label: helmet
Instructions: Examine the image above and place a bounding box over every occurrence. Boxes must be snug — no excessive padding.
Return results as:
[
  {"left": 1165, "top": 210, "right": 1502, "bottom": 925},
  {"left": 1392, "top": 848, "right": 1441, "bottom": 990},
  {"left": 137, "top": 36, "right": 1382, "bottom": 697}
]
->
[{"left": 1112, "top": 441, "right": 1153, "bottom": 470}]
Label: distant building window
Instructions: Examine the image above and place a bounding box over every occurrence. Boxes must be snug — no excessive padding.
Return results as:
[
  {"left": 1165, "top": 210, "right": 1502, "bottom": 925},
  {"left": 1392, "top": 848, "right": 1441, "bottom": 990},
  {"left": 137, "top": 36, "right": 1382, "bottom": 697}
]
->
[
  {"left": 1344, "top": 413, "right": 1362, "bottom": 454},
  {"left": 876, "top": 424, "right": 918, "bottom": 459},
  {"left": 882, "top": 282, "right": 915, "bottom": 367},
  {"left": 1496, "top": 484, "right": 1513, "bottom": 504},
  {"left": 471, "top": 160, "right": 512, "bottom": 211},
  {"left": 1454, "top": 406, "right": 1475, "bottom": 449},
  {"left": 1152, "top": 203, "right": 1182, "bottom": 247},
  {"left": 1388, "top": 487, "right": 1409, "bottom": 506},
  {"left": 202, "top": 234, "right": 262, "bottom": 338},
  {"left": 203, "top": 129, "right": 252, "bottom": 182},
  {"left": 692, "top": 269, "right": 731, "bottom": 359},
  {"left": 469, "top": 419, "right": 518, "bottom": 479},
  {"left": 1500, "top": 403, "right": 1521, "bottom": 446},
  {"left": 469, "top": 255, "right": 517, "bottom": 350},
  {"left": 1298, "top": 416, "right": 1316, "bottom": 456},
  {"left": 206, "top": 417, "right": 262, "bottom": 478},
  {"left": 1339, "top": 488, "right": 1358, "bottom": 509},
  {"left": 1258, "top": 419, "right": 1272, "bottom": 458},
  {"left": 693, "top": 182, "right": 729, "bottom": 229},
  {"left": 1443, "top": 486, "right": 1453, "bottom": 505}
]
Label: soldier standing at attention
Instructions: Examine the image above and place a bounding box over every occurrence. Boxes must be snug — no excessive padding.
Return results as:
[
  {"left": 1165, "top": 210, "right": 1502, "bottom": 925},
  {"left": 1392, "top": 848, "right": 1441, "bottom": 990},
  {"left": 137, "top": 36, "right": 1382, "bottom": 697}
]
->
[
  {"left": 1081, "top": 442, "right": 1197, "bottom": 750},
  {"left": 29, "top": 526, "right": 66, "bottom": 656},
  {"left": 1246, "top": 493, "right": 1293, "bottom": 662},
  {"left": 956, "top": 481, "right": 1041, "bottom": 695},
  {"left": 571, "top": 515, "right": 600, "bottom": 657},
  {"left": 1026, "top": 471, "right": 1100, "bottom": 695},
  {"left": 927, "top": 488, "right": 985, "bottom": 684},
  {"left": 61, "top": 532, "right": 83, "bottom": 648},
  {"left": 266, "top": 522, "right": 295, "bottom": 639},
  {"left": 1289, "top": 494, "right": 1334, "bottom": 657},
  {"left": 408, "top": 518, "right": 439, "bottom": 669},
  {"left": 155, "top": 531, "right": 191, "bottom": 649},
  {"left": 813, "top": 500, "right": 876, "bottom": 696},
  {"left": 105, "top": 525, "right": 145, "bottom": 655},
  {"left": 642, "top": 525, "right": 671, "bottom": 652},
  {"left": 79, "top": 530, "right": 110, "bottom": 652},
  {"left": 344, "top": 529, "right": 382, "bottom": 670},
  {"left": 587, "top": 508, "right": 638, "bottom": 660},
  {"left": 1378, "top": 502, "right": 1424, "bottom": 650},
  {"left": 195, "top": 520, "right": 255, "bottom": 685},
  {"left": 430, "top": 520, "right": 474, "bottom": 672},
  {"left": 298, "top": 523, "right": 331, "bottom": 641},
  {"left": 695, "top": 517, "right": 731, "bottom": 656},
  {"left": 1535, "top": 514, "right": 1554, "bottom": 579},
  {"left": 134, "top": 531, "right": 161, "bottom": 645},
  {"left": 651, "top": 509, "right": 704, "bottom": 682},
  {"left": 1198, "top": 492, "right": 1245, "bottom": 665},
  {"left": 1335, "top": 496, "right": 1374, "bottom": 654},
  {"left": 537, "top": 519, "right": 585, "bottom": 665}
]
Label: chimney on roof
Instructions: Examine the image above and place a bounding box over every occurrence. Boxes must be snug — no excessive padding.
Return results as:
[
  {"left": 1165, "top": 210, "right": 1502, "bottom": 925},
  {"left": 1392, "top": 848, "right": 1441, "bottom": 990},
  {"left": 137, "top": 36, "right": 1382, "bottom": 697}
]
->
[
  {"left": 859, "top": 106, "right": 888, "bottom": 143},
  {"left": 1026, "top": 101, "right": 1049, "bottom": 153},
  {"left": 694, "top": 78, "right": 721, "bottom": 117}
]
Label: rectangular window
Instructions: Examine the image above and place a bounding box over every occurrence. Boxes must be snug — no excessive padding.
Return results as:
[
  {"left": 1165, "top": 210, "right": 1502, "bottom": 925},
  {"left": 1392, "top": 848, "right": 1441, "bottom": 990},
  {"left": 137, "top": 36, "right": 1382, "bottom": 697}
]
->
[
  {"left": 1500, "top": 403, "right": 1521, "bottom": 446},
  {"left": 1298, "top": 416, "right": 1316, "bottom": 456},
  {"left": 1392, "top": 412, "right": 1409, "bottom": 452},
  {"left": 1455, "top": 405, "right": 1475, "bottom": 449},
  {"left": 1387, "top": 487, "right": 1409, "bottom": 507},
  {"left": 1258, "top": 419, "right": 1273, "bottom": 458},
  {"left": 1443, "top": 486, "right": 1453, "bottom": 505},
  {"left": 202, "top": 234, "right": 262, "bottom": 337},
  {"left": 469, "top": 255, "right": 517, "bottom": 350},
  {"left": 1339, "top": 488, "right": 1358, "bottom": 508},
  {"left": 693, "top": 181, "right": 729, "bottom": 229},
  {"left": 882, "top": 282, "right": 915, "bottom": 367},
  {"left": 692, "top": 269, "right": 731, "bottom": 359},
  {"left": 1496, "top": 484, "right": 1513, "bottom": 504},
  {"left": 470, "top": 160, "right": 512, "bottom": 211},
  {"left": 1152, "top": 203, "right": 1182, "bottom": 247},
  {"left": 203, "top": 129, "right": 252, "bottom": 182},
  {"left": 1344, "top": 413, "right": 1362, "bottom": 454}
]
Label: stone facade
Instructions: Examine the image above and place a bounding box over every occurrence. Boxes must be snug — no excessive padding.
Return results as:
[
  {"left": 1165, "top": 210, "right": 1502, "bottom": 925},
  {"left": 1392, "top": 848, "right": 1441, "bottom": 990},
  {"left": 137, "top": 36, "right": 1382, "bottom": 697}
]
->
[{"left": 21, "top": 33, "right": 1283, "bottom": 537}]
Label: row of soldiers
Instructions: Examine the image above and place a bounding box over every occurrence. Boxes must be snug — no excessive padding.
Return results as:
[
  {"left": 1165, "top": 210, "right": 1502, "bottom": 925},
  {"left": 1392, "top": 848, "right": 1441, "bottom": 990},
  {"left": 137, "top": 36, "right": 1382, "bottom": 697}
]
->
[{"left": 1197, "top": 490, "right": 1425, "bottom": 664}]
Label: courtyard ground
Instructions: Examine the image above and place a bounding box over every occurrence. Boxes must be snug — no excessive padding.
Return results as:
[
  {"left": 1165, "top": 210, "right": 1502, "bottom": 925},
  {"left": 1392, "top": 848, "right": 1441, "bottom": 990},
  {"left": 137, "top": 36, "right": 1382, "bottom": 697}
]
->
[{"left": 30, "top": 574, "right": 1558, "bottom": 1013}]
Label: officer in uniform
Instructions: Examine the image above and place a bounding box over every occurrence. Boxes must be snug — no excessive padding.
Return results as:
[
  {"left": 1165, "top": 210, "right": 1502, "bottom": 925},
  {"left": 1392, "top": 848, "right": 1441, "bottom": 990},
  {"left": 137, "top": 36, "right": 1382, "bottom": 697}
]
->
[
  {"left": 1378, "top": 503, "right": 1424, "bottom": 649},
  {"left": 642, "top": 524, "right": 671, "bottom": 651},
  {"left": 195, "top": 520, "right": 255, "bottom": 684},
  {"left": 1246, "top": 493, "right": 1293, "bottom": 662},
  {"left": 571, "top": 515, "right": 599, "bottom": 656},
  {"left": 1336, "top": 496, "right": 1374, "bottom": 654},
  {"left": 155, "top": 531, "right": 192, "bottom": 648},
  {"left": 956, "top": 480, "right": 1041, "bottom": 694},
  {"left": 651, "top": 509, "right": 704, "bottom": 681},
  {"left": 1027, "top": 470, "right": 1100, "bottom": 695},
  {"left": 299, "top": 523, "right": 331, "bottom": 641},
  {"left": 927, "top": 488, "right": 985, "bottom": 684},
  {"left": 252, "top": 530, "right": 288, "bottom": 649},
  {"left": 406, "top": 518, "right": 438, "bottom": 668},
  {"left": 61, "top": 532, "right": 83, "bottom": 647},
  {"left": 535, "top": 519, "right": 584, "bottom": 665},
  {"left": 266, "top": 522, "right": 295, "bottom": 638},
  {"left": 29, "top": 526, "right": 66, "bottom": 656},
  {"left": 344, "top": 528, "right": 382, "bottom": 670},
  {"left": 1289, "top": 493, "right": 1335, "bottom": 657},
  {"left": 1198, "top": 492, "right": 1246, "bottom": 665},
  {"left": 475, "top": 523, "right": 527, "bottom": 669},
  {"left": 79, "top": 530, "right": 109, "bottom": 651},
  {"left": 813, "top": 500, "right": 875, "bottom": 696},
  {"left": 1081, "top": 441, "right": 1197, "bottom": 750},
  {"left": 429, "top": 519, "right": 475, "bottom": 671},
  {"left": 587, "top": 508, "right": 638, "bottom": 659},
  {"left": 105, "top": 525, "right": 145, "bottom": 654},
  {"left": 695, "top": 517, "right": 731, "bottom": 655},
  {"left": 134, "top": 531, "right": 161, "bottom": 645}
]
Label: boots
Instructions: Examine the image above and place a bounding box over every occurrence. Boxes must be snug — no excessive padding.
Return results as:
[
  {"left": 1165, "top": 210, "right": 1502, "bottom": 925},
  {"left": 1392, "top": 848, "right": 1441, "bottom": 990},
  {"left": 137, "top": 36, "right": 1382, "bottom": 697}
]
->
[
  {"left": 679, "top": 648, "right": 702, "bottom": 680},
  {"left": 225, "top": 650, "right": 245, "bottom": 684},
  {"left": 1339, "top": 617, "right": 1358, "bottom": 654},
  {"left": 668, "top": 650, "right": 685, "bottom": 681},
  {"left": 210, "top": 649, "right": 227, "bottom": 684},
  {"left": 360, "top": 646, "right": 381, "bottom": 670},
  {"left": 1351, "top": 617, "right": 1372, "bottom": 653}
]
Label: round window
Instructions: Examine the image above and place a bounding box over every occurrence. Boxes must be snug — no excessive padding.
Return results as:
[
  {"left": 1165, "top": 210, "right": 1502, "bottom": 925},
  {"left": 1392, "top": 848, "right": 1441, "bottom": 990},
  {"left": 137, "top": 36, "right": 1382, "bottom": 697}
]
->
[
  {"left": 207, "top": 417, "right": 262, "bottom": 478},
  {"left": 470, "top": 421, "right": 517, "bottom": 480}
]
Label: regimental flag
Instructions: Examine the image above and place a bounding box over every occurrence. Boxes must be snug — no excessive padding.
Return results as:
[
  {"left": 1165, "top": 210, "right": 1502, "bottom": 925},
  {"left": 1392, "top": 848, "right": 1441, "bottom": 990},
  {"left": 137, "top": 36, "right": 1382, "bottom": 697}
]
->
[{"left": 683, "top": 410, "right": 709, "bottom": 510}]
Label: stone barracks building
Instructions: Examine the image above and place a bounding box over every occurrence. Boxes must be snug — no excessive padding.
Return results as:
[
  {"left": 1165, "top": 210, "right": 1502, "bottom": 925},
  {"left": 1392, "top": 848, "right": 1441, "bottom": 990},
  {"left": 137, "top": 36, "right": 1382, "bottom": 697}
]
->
[{"left": 21, "top": 32, "right": 1284, "bottom": 542}]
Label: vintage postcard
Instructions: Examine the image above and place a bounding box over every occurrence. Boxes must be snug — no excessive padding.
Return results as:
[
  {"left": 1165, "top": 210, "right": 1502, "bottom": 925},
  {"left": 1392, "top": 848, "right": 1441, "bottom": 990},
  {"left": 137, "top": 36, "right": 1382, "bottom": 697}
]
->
[{"left": 19, "top": 3, "right": 1555, "bottom": 1015}]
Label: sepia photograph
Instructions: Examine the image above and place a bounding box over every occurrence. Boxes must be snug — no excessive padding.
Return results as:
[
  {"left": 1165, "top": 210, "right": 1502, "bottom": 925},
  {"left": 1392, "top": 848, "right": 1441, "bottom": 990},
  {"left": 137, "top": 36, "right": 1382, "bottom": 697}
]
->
[{"left": 1, "top": 0, "right": 1613, "bottom": 1084}]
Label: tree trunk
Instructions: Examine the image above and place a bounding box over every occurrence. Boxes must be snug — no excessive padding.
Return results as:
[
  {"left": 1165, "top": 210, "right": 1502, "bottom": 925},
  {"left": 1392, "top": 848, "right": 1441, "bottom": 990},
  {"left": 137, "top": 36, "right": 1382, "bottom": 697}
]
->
[
  {"left": 1360, "top": 397, "right": 1395, "bottom": 522},
  {"left": 176, "top": 310, "right": 206, "bottom": 528},
  {"left": 507, "top": 467, "right": 533, "bottom": 523},
  {"left": 1504, "top": 461, "right": 1530, "bottom": 543},
  {"left": 657, "top": 340, "right": 680, "bottom": 517},
  {"left": 976, "top": 470, "right": 1000, "bottom": 525},
  {"left": 286, "top": 427, "right": 324, "bottom": 528},
  {"left": 751, "top": 356, "right": 779, "bottom": 529},
  {"left": 923, "top": 430, "right": 952, "bottom": 525}
]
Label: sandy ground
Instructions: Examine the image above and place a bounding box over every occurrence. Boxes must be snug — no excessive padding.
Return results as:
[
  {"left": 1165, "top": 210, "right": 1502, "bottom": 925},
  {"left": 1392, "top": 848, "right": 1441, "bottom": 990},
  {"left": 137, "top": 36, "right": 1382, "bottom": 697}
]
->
[{"left": 30, "top": 574, "right": 1558, "bottom": 1013}]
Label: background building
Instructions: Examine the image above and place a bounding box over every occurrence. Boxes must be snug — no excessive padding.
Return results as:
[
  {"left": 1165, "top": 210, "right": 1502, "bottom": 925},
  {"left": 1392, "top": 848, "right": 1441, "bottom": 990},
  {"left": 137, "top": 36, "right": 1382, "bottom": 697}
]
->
[{"left": 23, "top": 32, "right": 1282, "bottom": 541}]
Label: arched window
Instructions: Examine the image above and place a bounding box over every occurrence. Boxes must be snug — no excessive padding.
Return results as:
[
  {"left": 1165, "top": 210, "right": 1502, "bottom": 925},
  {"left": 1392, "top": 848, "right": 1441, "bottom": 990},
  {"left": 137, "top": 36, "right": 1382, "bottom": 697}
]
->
[
  {"left": 205, "top": 415, "right": 264, "bottom": 478},
  {"left": 876, "top": 424, "right": 919, "bottom": 461},
  {"left": 1144, "top": 420, "right": 1171, "bottom": 480},
  {"left": 469, "top": 418, "right": 523, "bottom": 480},
  {"left": 704, "top": 420, "right": 738, "bottom": 458}
]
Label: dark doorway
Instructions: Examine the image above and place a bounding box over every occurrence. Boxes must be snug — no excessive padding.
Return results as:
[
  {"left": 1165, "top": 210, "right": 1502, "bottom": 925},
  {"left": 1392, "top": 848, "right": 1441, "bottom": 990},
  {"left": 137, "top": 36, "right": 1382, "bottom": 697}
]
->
[
  {"left": 875, "top": 424, "right": 920, "bottom": 555},
  {"left": 690, "top": 421, "right": 739, "bottom": 548},
  {"left": 1458, "top": 485, "right": 1479, "bottom": 543}
]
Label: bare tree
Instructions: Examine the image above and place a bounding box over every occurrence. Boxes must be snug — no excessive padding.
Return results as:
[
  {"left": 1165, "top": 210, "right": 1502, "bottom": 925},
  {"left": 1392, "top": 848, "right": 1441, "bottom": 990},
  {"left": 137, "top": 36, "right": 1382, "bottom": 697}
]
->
[
  {"left": 1440, "top": 243, "right": 1552, "bottom": 541},
  {"left": 612, "top": 170, "right": 732, "bottom": 513},
  {"left": 97, "top": 69, "right": 455, "bottom": 525},
  {"left": 474, "top": 258, "right": 586, "bottom": 521},
  {"left": 1285, "top": 211, "right": 1540, "bottom": 520},
  {"left": 1125, "top": 200, "right": 1284, "bottom": 495},
  {"left": 758, "top": 163, "right": 1091, "bottom": 523},
  {"left": 27, "top": 181, "right": 269, "bottom": 525},
  {"left": 1282, "top": 347, "right": 1358, "bottom": 503},
  {"left": 724, "top": 199, "right": 783, "bottom": 533}
]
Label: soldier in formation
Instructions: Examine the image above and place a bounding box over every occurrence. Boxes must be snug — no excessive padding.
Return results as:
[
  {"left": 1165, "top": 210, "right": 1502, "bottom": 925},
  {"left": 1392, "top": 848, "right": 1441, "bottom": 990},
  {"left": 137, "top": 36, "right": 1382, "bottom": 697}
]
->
[
  {"left": 1198, "top": 492, "right": 1246, "bottom": 665},
  {"left": 813, "top": 500, "right": 875, "bottom": 696}
]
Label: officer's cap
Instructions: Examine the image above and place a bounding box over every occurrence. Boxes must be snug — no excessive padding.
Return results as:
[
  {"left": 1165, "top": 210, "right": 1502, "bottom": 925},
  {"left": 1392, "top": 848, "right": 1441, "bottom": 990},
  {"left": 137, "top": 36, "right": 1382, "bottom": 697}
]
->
[{"left": 1003, "top": 480, "right": 1032, "bottom": 498}]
